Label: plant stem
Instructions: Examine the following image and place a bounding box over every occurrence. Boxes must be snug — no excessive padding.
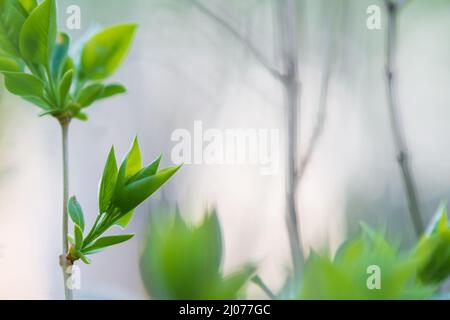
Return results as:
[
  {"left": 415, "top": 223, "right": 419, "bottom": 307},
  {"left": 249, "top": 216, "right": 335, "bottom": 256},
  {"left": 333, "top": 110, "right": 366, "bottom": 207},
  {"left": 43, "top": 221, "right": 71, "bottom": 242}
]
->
[
  {"left": 59, "top": 119, "right": 73, "bottom": 300},
  {"left": 384, "top": 0, "right": 424, "bottom": 236},
  {"left": 276, "top": 0, "right": 304, "bottom": 280},
  {"left": 252, "top": 275, "right": 277, "bottom": 300}
]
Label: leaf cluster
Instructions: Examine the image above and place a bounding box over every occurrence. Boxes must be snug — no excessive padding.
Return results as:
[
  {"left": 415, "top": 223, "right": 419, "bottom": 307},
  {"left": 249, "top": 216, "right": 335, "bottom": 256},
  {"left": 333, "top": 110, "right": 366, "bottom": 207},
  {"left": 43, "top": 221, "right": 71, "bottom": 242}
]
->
[
  {"left": 0, "top": 0, "right": 137, "bottom": 121},
  {"left": 67, "top": 138, "right": 180, "bottom": 264},
  {"left": 298, "top": 224, "right": 435, "bottom": 300}
]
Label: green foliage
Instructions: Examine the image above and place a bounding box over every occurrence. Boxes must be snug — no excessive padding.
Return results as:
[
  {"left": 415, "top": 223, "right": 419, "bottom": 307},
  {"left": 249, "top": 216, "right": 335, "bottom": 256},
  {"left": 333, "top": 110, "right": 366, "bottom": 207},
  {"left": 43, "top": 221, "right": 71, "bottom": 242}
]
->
[
  {"left": 0, "top": 0, "right": 137, "bottom": 121},
  {"left": 414, "top": 202, "right": 450, "bottom": 284},
  {"left": 140, "top": 208, "right": 255, "bottom": 300},
  {"left": 67, "top": 138, "right": 180, "bottom": 265},
  {"left": 298, "top": 224, "right": 435, "bottom": 300},
  {"left": 80, "top": 24, "right": 137, "bottom": 81}
]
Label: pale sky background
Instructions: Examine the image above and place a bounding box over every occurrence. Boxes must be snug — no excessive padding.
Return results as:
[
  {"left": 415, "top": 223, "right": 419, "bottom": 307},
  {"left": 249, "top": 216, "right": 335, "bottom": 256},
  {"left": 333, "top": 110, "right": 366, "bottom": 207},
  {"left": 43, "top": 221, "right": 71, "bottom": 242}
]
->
[{"left": 0, "top": 0, "right": 449, "bottom": 299}]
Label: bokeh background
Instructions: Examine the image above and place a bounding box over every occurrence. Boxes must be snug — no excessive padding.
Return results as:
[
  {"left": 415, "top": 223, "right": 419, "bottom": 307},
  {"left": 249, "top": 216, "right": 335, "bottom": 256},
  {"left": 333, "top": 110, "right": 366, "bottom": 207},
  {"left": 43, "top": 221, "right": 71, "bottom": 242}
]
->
[{"left": 0, "top": 0, "right": 449, "bottom": 299}]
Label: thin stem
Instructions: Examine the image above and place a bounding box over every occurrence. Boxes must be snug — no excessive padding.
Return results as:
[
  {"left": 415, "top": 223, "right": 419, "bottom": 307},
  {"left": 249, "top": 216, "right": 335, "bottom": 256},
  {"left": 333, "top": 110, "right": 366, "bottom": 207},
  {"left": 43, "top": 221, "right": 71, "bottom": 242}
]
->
[
  {"left": 191, "top": 0, "right": 283, "bottom": 80},
  {"left": 384, "top": 1, "right": 424, "bottom": 236},
  {"left": 276, "top": 0, "right": 303, "bottom": 280},
  {"left": 60, "top": 119, "right": 73, "bottom": 300},
  {"left": 252, "top": 275, "right": 277, "bottom": 300}
]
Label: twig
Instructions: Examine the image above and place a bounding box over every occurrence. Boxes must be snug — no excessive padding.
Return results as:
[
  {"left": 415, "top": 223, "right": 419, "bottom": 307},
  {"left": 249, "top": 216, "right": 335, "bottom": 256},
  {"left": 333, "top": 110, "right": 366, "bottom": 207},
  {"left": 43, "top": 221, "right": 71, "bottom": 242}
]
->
[
  {"left": 383, "top": 0, "right": 424, "bottom": 236},
  {"left": 191, "top": 0, "right": 283, "bottom": 80},
  {"left": 296, "top": 0, "right": 345, "bottom": 184},
  {"left": 275, "top": 0, "right": 303, "bottom": 279},
  {"left": 252, "top": 275, "right": 277, "bottom": 300}
]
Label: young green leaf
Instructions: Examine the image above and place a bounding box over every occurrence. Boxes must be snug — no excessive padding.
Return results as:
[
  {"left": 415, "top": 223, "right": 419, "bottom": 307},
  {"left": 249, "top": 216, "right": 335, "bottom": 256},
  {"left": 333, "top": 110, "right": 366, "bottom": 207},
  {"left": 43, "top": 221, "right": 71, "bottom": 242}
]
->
[
  {"left": 99, "top": 146, "right": 118, "bottom": 214},
  {"left": 19, "top": 0, "right": 56, "bottom": 66},
  {"left": 79, "top": 253, "right": 91, "bottom": 265},
  {"left": 115, "top": 165, "right": 181, "bottom": 213},
  {"left": 51, "top": 33, "right": 70, "bottom": 80},
  {"left": 80, "top": 24, "right": 137, "bottom": 81},
  {"left": 0, "top": 0, "right": 28, "bottom": 57},
  {"left": 68, "top": 196, "right": 85, "bottom": 232},
  {"left": 127, "top": 155, "right": 162, "bottom": 184},
  {"left": 82, "top": 234, "right": 134, "bottom": 254},
  {"left": 114, "top": 137, "right": 142, "bottom": 196},
  {"left": 98, "top": 83, "right": 127, "bottom": 100},
  {"left": 77, "top": 83, "right": 104, "bottom": 108},
  {"left": 115, "top": 210, "right": 134, "bottom": 229},
  {"left": 19, "top": 0, "right": 37, "bottom": 14},
  {"left": 425, "top": 201, "right": 448, "bottom": 236},
  {"left": 0, "top": 56, "right": 21, "bottom": 72},
  {"left": 58, "top": 69, "right": 73, "bottom": 104},
  {"left": 26, "top": 97, "right": 51, "bottom": 110},
  {"left": 74, "top": 111, "right": 88, "bottom": 121},
  {"left": 3, "top": 72, "right": 44, "bottom": 97},
  {"left": 74, "top": 224, "right": 83, "bottom": 250}
]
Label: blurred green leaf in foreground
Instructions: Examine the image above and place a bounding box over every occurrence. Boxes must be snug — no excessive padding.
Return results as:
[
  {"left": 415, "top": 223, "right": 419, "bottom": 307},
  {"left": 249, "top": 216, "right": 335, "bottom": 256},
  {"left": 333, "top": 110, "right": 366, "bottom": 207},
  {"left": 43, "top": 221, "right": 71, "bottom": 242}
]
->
[
  {"left": 299, "top": 224, "right": 436, "bottom": 300},
  {"left": 140, "top": 207, "right": 255, "bottom": 300},
  {"left": 415, "top": 202, "right": 450, "bottom": 285}
]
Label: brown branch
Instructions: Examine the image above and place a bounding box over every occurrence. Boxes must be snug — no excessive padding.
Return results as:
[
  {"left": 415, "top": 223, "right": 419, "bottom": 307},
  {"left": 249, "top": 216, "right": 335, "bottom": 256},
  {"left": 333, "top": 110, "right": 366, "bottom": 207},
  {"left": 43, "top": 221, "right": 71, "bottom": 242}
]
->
[
  {"left": 384, "top": 0, "right": 424, "bottom": 236},
  {"left": 191, "top": 0, "right": 283, "bottom": 80}
]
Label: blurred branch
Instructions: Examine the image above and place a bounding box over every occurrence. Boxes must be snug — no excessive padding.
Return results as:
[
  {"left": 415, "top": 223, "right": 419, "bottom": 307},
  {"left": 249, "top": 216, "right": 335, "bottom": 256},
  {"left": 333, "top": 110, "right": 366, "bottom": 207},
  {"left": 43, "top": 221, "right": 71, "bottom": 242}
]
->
[
  {"left": 297, "top": 65, "right": 330, "bottom": 183},
  {"left": 297, "top": 0, "right": 345, "bottom": 185},
  {"left": 275, "top": 0, "right": 304, "bottom": 280},
  {"left": 383, "top": 0, "right": 424, "bottom": 236},
  {"left": 191, "top": 0, "right": 283, "bottom": 80},
  {"left": 396, "top": 0, "right": 413, "bottom": 8},
  {"left": 252, "top": 275, "right": 276, "bottom": 300}
]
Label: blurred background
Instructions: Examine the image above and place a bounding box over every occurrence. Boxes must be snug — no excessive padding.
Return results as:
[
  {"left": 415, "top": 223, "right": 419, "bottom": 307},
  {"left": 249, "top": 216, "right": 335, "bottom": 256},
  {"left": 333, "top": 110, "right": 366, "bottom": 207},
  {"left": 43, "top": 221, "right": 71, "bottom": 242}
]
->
[{"left": 0, "top": 0, "right": 449, "bottom": 299}]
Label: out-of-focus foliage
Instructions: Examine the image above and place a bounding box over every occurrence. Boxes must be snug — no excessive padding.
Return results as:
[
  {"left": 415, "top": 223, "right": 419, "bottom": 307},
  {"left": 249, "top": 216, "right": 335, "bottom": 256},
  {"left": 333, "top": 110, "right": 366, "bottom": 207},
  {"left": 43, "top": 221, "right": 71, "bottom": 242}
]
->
[
  {"left": 67, "top": 138, "right": 180, "bottom": 265},
  {"left": 140, "top": 208, "right": 255, "bottom": 300},
  {"left": 0, "top": 0, "right": 136, "bottom": 122},
  {"left": 415, "top": 202, "right": 450, "bottom": 285},
  {"left": 298, "top": 224, "right": 435, "bottom": 300}
]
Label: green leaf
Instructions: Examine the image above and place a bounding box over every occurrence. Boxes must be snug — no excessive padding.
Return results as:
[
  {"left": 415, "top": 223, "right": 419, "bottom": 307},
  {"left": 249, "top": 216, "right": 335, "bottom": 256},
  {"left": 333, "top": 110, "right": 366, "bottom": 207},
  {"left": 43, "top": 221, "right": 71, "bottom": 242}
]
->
[
  {"left": 26, "top": 96, "right": 50, "bottom": 110},
  {"left": 74, "top": 224, "right": 83, "bottom": 250},
  {"left": 140, "top": 208, "right": 252, "bottom": 300},
  {"left": 116, "top": 165, "right": 181, "bottom": 213},
  {"left": 197, "top": 210, "right": 223, "bottom": 274},
  {"left": 80, "top": 24, "right": 137, "bottom": 81},
  {"left": 77, "top": 83, "right": 104, "bottom": 107},
  {"left": 59, "top": 69, "right": 73, "bottom": 104},
  {"left": 19, "top": 0, "right": 57, "bottom": 66},
  {"left": 127, "top": 155, "right": 162, "bottom": 184},
  {"left": 74, "top": 111, "right": 88, "bottom": 121},
  {"left": 82, "top": 234, "right": 134, "bottom": 254},
  {"left": 0, "top": 0, "right": 28, "bottom": 57},
  {"left": 98, "top": 83, "right": 126, "bottom": 100},
  {"left": 113, "top": 138, "right": 142, "bottom": 204},
  {"left": 426, "top": 201, "right": 448, "bottom": 236},
  {"left": 0, "top": 56, "right": 21, "bottom": 72},
  {"left": 19, "top": 0, "right": 37, "bottom": 14},
  {"left": 79, "top": 253, "right": 91, "bottom": 264},
  {"left": 125, "top": 137, "right": 142, "bottom": 178},
  {"left": 61, "top": 56, "right": 75, "bottom": 76},
  {"left": 51, "top": 32, "right": 70, "bottom": 80},
  {"left": 115, "top": 210, "right": 134, "bottom": 228},
  {"left": 68, "top": 196, "right": 85, "bottom": 232},
  {"left": 116, "top": 137, "right": 142, "bottom": 188},
  {"left": 3, "top": 71, "right": 44, "bottom": 97},
  {"left": 214, "top": 265, "right": 256, "bottom": 299},
  {"left": 99, "top": 146, "right": 118, "bottom": 214}
]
